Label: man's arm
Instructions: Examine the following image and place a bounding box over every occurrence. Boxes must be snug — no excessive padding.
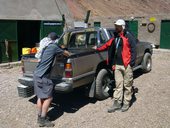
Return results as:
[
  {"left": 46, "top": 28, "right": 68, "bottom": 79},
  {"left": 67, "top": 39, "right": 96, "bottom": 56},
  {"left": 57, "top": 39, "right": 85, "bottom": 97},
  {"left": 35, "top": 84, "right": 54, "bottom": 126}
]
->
[
  {"left": 93, "top": 38, "right": 114, "bottom": 51},
  {"left": 54, "top": 44, "right": 71, "bottom": 57},
  {"left": 63, "top": 50, "right": 71, "bottom": 57}
]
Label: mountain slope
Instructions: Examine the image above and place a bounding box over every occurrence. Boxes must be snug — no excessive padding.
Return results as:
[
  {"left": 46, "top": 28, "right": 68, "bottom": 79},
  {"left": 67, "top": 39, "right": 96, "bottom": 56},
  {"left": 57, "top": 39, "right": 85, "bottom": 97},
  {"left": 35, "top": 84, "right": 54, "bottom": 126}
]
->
[{"left": 66, "top": 0, "right": 170, "bottom": 19}]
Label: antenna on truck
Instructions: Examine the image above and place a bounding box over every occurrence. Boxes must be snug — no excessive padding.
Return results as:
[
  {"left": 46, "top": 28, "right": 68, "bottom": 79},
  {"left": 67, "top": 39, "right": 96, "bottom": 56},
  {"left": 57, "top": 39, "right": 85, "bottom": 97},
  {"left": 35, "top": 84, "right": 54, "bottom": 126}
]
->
[{"left": 84, "top": 10, "right": 91, "bottom": 24}]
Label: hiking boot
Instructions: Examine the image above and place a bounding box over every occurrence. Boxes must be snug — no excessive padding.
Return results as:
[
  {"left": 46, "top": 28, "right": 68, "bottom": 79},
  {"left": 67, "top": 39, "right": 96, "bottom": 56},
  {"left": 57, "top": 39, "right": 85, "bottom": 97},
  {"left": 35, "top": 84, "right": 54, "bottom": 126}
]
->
[
  {"left": 121, "top": 103, "right": 130, "bottom": 112},
  {"left": 39, "top": 117, "right": 54, "bottom": 127},
  {"left": 37, "top": 115, "right": 50, "bottom": 124},
  {"left": 107, "top": 101, "right": 121, "bottom": 113}
]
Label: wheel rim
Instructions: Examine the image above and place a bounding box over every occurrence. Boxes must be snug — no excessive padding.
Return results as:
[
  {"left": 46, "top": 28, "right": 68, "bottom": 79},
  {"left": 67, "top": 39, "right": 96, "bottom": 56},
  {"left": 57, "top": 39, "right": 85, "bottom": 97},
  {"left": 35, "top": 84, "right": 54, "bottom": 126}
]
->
[
  {"left": 102, "top": 75, "right": 111, "bottom": 93},
  {"left": 146, "top": 57, "right": 151, "bottom": 70}
]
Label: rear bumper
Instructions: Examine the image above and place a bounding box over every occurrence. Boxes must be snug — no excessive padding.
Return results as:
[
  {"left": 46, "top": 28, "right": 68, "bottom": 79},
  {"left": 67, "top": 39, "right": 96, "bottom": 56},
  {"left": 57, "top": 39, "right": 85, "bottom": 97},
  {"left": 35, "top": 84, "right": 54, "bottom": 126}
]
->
[
  {"left": 18, "top": 76, "right": 73, "bottom": 92},
  {"left": 54, "top": 82, "right": 73, "bottom": 93},
  {"left": 18, "top": 76, "right": 33, "bottom": 86}
]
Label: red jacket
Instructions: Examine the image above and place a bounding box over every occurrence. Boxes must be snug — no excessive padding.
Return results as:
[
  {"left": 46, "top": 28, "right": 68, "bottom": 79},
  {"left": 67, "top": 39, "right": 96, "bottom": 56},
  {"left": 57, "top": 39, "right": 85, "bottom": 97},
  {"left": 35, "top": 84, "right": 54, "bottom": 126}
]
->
[{"left": 97, "top": 31, "right": 136, "bottom": 68}]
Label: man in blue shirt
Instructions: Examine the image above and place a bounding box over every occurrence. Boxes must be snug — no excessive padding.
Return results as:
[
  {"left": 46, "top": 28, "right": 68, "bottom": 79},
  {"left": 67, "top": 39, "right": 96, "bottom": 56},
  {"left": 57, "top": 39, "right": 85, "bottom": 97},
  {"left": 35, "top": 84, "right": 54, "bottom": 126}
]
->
[{"left": 33, "top": 32, "right": 70, "bottom": 127}]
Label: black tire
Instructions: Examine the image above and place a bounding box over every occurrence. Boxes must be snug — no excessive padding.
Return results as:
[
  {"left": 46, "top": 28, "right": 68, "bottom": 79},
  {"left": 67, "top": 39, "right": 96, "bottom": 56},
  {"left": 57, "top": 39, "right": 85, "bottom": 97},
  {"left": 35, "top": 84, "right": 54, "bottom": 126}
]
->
[
  {"left": 95, "top": 69, "right": 113, "bottom": 100},
  {"left": 142, "top": 53, "right": 152, "bottom": 73}
]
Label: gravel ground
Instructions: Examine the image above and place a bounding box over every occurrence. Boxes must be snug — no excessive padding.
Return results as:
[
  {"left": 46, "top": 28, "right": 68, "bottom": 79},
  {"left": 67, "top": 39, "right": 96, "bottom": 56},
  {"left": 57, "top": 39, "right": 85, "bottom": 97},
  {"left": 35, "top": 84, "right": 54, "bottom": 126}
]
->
[{"left": 0, "top": 50, "right": 170, "bottom": 128}]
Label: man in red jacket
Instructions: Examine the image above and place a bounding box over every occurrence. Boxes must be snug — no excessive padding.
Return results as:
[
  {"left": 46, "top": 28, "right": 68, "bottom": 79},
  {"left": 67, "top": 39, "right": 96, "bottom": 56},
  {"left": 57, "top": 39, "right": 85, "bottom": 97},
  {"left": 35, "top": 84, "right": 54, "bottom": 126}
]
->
[{"left": 94, "top": 19, "right": 136, "bottom": 112}]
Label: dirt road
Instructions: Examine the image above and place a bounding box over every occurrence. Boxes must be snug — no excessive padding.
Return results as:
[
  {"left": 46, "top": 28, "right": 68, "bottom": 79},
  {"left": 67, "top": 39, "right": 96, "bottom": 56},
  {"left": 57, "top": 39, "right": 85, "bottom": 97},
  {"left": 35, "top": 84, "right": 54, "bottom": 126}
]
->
[{"left": 0, "top": 49, "right": 170, "bottom": 128}]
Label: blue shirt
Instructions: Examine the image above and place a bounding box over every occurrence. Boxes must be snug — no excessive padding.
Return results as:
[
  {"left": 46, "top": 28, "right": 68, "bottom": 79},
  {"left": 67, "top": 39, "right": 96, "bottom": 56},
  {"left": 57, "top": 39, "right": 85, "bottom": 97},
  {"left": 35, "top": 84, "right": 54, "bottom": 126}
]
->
[{"left": 34, "top": 43, "right": 63, "bottom": 77}]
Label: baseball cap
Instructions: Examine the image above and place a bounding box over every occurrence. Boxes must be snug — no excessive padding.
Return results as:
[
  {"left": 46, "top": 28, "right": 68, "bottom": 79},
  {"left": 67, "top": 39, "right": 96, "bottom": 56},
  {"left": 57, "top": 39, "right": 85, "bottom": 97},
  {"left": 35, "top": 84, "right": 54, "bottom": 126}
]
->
[
  {"left": 114, "top": 19, "right": 126, "bottom": 26},
  {"left": 48, "top": 32, "right": 59, "bottom": 40},
  {"left": 114, "top": 19, "right": 126, "bottom": 29}
]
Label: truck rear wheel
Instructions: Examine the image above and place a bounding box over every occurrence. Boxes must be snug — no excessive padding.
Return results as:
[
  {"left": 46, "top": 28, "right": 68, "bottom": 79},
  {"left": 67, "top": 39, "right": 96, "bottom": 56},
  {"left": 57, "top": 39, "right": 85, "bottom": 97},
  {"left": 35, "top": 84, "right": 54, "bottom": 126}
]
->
[
  {"left": 95, "top": 69, "right": 113, "bottom": 100},
  {"left": 142, "top": 53, "right": 152, "bottom": 73}
]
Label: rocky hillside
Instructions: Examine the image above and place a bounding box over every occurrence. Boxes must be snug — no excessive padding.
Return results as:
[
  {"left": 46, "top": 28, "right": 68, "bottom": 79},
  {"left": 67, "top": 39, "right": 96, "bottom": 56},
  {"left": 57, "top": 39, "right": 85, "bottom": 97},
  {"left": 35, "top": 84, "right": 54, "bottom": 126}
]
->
[{"left": 66, "top": 0, "right": 170, "bottom": 19}]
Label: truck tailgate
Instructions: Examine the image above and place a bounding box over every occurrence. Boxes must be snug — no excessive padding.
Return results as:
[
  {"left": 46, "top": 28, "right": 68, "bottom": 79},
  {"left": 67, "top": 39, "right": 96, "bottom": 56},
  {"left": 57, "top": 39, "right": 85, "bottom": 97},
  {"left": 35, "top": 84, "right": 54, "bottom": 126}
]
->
[
  {"left": 22, "top": 54, "right": 66, "bottom": 79},
  {"left": 49, "top": 55, "right": 66, "bottom": 79},
  {"left": 22, "top": 54, "right": 38, "bottom": 77},
  {"left": 23, "top": 59, "right": 38, "bottom": 77}
]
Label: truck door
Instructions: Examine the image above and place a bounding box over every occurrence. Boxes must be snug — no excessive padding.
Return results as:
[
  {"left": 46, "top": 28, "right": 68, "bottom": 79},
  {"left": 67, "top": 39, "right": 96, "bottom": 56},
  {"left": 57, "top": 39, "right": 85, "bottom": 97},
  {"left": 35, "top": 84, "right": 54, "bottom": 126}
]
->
[{"left": 68, "top": 31, "right": 100, "bottom": 87}]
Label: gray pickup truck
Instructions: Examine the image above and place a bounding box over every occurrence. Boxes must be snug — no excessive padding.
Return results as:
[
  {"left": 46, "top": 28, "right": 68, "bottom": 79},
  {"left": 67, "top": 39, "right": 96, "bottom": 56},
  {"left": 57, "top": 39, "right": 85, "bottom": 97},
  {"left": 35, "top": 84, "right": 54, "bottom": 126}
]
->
[{"left": 18, "top": 27, "right": 153, "bottom": 100}]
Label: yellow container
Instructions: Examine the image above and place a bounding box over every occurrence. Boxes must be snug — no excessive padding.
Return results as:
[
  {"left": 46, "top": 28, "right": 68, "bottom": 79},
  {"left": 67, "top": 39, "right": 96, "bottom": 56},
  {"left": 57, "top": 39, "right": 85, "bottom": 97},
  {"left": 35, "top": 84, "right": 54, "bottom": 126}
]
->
[{"left": 22, "top": 48, "right": 31, "bottom": 55}]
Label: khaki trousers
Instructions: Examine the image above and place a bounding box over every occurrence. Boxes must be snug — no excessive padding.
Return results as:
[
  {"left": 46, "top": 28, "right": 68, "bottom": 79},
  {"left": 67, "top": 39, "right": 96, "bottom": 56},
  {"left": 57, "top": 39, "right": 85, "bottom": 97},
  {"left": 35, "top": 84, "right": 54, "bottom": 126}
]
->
[{"left": 113, "top": 64, "right": 133, "bottom": 105}]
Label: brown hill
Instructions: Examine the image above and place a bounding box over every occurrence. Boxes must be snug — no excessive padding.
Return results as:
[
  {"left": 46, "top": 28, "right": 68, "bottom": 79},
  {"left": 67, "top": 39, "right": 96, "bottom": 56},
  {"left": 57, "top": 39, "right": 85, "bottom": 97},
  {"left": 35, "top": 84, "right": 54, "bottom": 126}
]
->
[{"left": 66, "top": 0, "right": 170, "bottom": 19}]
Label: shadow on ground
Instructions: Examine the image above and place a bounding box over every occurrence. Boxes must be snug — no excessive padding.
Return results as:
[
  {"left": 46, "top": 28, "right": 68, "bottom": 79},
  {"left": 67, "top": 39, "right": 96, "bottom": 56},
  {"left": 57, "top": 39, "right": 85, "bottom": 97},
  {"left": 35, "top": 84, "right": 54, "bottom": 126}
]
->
[
  {"left": 133, "top": 69, "right": 144, "bottom": 79},
  {"left": 29, "top": 87, "right": 97, "bottom": 121},
  {"left": 29, "top": 69, "right": 145, "bottom": 120}
]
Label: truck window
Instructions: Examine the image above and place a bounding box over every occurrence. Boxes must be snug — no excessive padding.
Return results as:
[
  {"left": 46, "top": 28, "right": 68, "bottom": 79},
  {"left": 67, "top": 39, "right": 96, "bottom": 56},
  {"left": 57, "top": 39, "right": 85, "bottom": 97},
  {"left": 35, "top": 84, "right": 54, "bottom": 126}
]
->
[
  {"left": 86, "top": 32, "right": 97, "bottom": 48},
  {"left": 69, "top": 33, "right": 86, "bottom": 48},
  {"left": 56, "top": 32, "right": 71, "bottom": 47},
  {"left": 99, "top": 31, "right": 107, "bottom": 44},
  {"left": 69, "top": 31, "right": 97, "bottom": 48}
]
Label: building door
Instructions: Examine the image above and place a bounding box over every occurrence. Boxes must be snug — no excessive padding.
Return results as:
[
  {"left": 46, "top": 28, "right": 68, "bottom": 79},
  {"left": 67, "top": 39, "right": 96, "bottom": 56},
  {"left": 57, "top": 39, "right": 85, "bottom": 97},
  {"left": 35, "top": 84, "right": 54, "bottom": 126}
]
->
[
  {"left": 17, "top": 20, "right": 40, "bottom": 59},
  {"left": 126, "top": 20, "right": 138, "bottom": 38},
  {"left": 40, "top": 21, "right": 63, "bottom": 39},
  {"left": 0, "top": 20, "right": 18, "bottom": 63},
  {"left": 160, "top": 20, "right": 170, "bottom": 49},
  {"left": 94, "top": 22, "right": 101, "bottom": 27}
]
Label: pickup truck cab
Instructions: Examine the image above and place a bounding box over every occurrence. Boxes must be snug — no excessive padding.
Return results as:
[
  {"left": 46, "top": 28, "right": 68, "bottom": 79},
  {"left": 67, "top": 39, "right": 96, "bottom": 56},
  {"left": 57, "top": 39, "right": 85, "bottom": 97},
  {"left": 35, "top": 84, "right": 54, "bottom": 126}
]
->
[{"left": 18, "top": 27, "right": 153, "bottom": 100}]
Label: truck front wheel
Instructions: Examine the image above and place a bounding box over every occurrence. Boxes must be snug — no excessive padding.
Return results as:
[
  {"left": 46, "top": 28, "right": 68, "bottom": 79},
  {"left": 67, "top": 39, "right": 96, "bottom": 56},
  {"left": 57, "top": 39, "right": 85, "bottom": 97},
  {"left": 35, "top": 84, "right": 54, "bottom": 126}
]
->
[
  {"left": 142, "top": 53, "right": 152, "bottom": 73},
  {"left": 95, "top": 69, "right": 114, "bottom": 100}
]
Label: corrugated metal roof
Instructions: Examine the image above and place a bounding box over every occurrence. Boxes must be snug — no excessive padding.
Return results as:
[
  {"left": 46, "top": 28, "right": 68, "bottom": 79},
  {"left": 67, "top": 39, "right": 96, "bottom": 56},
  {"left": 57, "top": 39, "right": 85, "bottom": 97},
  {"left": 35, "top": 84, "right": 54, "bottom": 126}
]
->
[{"left": 0, "top": 0, "right": 73, "bottom": 22}]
